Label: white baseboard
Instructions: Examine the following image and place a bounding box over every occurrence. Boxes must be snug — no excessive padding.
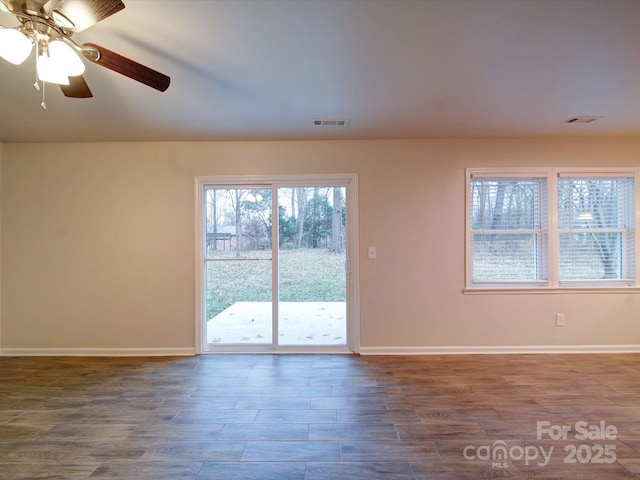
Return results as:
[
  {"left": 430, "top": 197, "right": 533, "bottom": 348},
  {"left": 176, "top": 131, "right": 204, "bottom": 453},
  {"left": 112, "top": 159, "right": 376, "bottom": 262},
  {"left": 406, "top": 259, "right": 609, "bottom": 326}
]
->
[
  {"left": 4, "top": 345, "right": 639, "bottom": 357},
  {"left": 0, "top": 347, "right": 196, "bottom": 357},
  {"left": 359, "top": 345, "right": 640, "bottom": 355}
]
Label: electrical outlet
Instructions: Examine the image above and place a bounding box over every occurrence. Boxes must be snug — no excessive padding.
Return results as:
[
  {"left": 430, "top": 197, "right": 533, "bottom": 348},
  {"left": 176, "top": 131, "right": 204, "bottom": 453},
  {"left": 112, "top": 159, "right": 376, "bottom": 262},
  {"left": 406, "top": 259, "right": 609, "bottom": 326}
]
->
[{"left": 556, "top": 313, "right": 565, "bottom": 327}]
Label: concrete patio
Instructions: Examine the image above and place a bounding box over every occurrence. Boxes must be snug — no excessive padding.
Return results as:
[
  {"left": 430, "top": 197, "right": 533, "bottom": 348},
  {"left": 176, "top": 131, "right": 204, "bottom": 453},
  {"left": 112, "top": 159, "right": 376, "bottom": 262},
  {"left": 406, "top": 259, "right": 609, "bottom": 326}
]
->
[{"left": 206, "top": 301, "right": 346, "bottom": 346}]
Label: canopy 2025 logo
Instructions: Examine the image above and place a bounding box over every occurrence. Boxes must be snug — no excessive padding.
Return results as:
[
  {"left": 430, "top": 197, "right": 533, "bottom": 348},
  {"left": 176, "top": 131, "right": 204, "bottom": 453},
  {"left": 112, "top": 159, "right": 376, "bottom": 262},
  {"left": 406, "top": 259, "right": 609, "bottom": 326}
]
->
[{"left": 463, "top": 420, "right": 618, "bottom": 469}]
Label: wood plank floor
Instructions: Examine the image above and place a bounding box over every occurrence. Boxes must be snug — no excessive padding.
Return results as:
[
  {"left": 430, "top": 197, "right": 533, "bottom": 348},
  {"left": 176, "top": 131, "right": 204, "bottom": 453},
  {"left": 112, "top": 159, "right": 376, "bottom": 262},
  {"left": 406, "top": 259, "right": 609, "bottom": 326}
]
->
[{"left": 1, "top": 353, "right": 640, "bottom": 479}]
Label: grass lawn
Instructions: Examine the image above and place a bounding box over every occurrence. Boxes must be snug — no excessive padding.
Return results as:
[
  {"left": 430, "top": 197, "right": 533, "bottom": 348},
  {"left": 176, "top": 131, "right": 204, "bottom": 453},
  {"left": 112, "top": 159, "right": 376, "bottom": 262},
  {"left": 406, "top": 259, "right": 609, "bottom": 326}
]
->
[{"left": 206, "top": 248, "right": 346, "bottom": 320}]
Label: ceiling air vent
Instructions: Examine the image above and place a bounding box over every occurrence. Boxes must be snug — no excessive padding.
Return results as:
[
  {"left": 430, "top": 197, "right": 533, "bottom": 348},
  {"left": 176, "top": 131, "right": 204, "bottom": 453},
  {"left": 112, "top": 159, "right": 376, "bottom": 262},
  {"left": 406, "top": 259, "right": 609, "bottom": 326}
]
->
[
  {"left": 564, "top": 116, "right": 602, "bottom": 124},
  {"left": 313, "top": 119, "right": 347, "bottom": 126}
]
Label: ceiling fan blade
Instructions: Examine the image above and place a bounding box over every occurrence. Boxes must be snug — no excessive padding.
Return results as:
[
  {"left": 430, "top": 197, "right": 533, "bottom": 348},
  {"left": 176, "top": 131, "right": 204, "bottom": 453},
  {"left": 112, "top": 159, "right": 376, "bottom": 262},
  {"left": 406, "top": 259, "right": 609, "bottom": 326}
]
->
[
  {"left": 3, "top": 0, "right": 48, "bottom": 14},
  {"left": 45, "top": 0, "right": 125, "bottom": 32},
  {"left": 60, "top": 75, "right": 93, "bottom": 98},
  {"left": 82, "top": 42, "right": 170, "bottom": 92}
]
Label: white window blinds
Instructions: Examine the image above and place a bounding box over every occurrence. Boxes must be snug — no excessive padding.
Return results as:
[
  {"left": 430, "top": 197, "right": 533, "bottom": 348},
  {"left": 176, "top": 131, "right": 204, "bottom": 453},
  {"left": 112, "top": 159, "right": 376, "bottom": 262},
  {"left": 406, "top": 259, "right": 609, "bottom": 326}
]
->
[
  {"left": 557, "top": 175, "right": 636, "bottom": 285},
  {"left": 470, "top": 176, "right": 548, "bottom": 287}
]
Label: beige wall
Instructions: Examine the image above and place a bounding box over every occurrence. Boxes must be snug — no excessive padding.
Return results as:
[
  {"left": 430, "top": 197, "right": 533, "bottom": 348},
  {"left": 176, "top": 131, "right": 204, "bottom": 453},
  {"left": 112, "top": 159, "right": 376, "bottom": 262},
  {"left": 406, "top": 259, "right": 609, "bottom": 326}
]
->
[
  {"left": 0, "top": 143, "right": 2, "bottom": 349},
  {"left": 1, "top": 138, "right": 640, "bottom": 352}
]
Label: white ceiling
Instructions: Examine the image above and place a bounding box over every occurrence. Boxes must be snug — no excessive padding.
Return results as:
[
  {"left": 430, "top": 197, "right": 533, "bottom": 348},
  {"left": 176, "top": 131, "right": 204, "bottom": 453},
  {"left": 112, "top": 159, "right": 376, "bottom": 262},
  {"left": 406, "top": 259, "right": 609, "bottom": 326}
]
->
[{"left": 1, "top": 0, "right": 639, "bottom": 142}]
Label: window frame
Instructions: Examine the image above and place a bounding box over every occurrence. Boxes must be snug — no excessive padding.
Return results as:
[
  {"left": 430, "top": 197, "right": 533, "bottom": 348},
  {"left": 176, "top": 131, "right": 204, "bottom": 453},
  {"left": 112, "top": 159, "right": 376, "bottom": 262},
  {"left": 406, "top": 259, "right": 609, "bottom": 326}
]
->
[{"left": 464, "top": 167, "right": 640, "bottom": 294}]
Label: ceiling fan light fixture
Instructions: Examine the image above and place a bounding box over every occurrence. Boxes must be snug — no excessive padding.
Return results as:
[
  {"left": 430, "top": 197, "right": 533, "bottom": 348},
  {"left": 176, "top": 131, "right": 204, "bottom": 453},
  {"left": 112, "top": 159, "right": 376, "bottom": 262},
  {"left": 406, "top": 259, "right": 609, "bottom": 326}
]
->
[
  {"left": 37, "top": 53, "right": 70, "bottom": 85},
  {"left": 0, "top": 0, "right": 169, "bottom": 103},
  {"left": 48, "top": 39, "right": 85, "bottom": 76},
  {"left": 0, "top": 28, "right": 33, "bottom": 65}
]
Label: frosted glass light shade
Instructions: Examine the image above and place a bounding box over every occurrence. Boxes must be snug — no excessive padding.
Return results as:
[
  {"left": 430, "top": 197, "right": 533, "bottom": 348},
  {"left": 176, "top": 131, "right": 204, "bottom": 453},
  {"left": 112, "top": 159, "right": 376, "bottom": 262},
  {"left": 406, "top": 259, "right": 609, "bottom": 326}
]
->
[
  {"left": 37, "top": 54, "right": 70, "bottom": 85},
  {"left": 48, "top": 40, "right": 85, "bottom": 76},
  {"left": 0, "top": 28, "right": 33, "bottom": 65}
]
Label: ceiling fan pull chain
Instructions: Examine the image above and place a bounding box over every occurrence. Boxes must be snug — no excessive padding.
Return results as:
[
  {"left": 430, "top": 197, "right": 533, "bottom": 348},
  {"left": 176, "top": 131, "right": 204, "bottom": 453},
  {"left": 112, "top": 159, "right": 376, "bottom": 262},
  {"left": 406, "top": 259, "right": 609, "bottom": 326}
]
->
[
  {"left": 31, "top": 35, "right": 46, "bottom": 109},
  {"left": 33, "top": 35, "right": 40, "bottom": 92},
  {"left": 41, "top": 82, "right": 47, "bottom": 110}
]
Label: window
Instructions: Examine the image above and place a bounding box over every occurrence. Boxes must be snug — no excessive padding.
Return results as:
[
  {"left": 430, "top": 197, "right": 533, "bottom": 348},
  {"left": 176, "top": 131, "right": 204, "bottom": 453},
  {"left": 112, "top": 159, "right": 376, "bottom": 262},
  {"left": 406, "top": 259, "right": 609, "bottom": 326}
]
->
[
  {"left": 557, "top": 176, "right": 635, "bottom": 285},
  {"left": 469, "top": 175, "right": 548, "bottom": 287},
  {"left": 466, "top": 168, "right": 638, "bottom": 290}
]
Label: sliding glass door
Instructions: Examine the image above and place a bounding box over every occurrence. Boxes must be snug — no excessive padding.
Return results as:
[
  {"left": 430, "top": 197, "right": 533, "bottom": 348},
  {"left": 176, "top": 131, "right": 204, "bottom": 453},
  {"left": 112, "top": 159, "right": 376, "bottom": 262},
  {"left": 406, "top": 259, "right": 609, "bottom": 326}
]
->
[
  {"left": 276, "top": 187, "right": 347, "bottom": 346},
  {"left": 198, "top": 176, "right": 356, "bottom": 352},
  {"left": 204, "top": 187, "right": 273, "bottom": 346}
]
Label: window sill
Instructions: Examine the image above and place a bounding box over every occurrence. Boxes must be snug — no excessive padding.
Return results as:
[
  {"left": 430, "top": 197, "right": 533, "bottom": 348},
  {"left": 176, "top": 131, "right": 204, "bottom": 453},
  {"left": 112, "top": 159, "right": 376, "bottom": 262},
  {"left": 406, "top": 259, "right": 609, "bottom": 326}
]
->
[{"left": 463, "top": 287, "right": 640, "bottom": 295}]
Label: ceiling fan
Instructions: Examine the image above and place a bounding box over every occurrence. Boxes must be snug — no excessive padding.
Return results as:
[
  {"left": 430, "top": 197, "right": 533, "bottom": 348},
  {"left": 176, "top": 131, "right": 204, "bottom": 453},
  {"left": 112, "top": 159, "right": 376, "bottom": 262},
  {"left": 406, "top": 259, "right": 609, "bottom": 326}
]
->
[{"left": 0, "top": 0, "right": 170, "bottom": 107}]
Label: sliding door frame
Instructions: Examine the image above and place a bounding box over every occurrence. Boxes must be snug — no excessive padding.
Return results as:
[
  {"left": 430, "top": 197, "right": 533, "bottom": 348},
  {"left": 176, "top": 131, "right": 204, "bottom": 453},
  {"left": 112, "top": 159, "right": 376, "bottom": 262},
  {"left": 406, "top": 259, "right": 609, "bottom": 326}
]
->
[{"left": 194, "top": 173, "right": 360, "bottom": 354}]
